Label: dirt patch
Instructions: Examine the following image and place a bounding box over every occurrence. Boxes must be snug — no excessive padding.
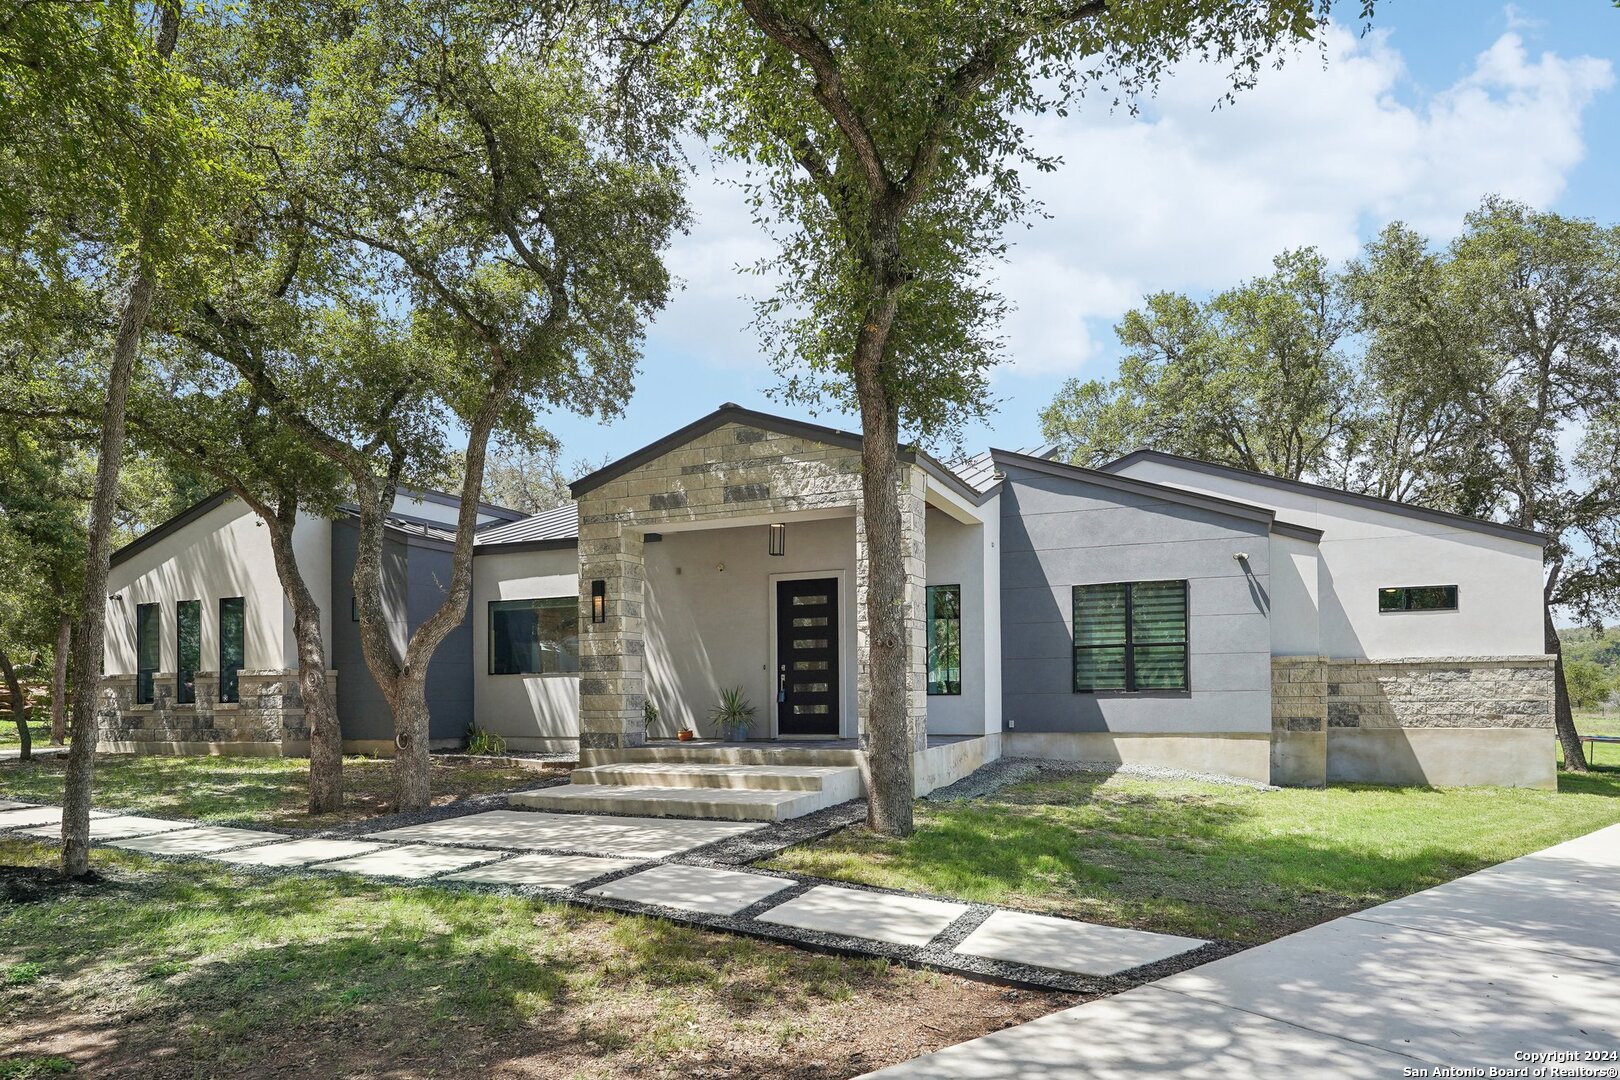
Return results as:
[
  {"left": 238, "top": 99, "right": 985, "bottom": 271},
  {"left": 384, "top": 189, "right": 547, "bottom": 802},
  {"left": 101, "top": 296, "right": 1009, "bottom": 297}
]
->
[{"left": 1, "top": 968, "right": 1071, "bottom": 1079}]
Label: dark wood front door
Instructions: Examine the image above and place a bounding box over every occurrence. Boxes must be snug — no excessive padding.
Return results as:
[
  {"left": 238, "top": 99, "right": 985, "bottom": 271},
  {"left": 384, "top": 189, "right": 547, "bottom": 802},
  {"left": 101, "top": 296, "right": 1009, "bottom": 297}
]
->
[{"left": 776, "top": 578, "right": 840, "bottom": 736}]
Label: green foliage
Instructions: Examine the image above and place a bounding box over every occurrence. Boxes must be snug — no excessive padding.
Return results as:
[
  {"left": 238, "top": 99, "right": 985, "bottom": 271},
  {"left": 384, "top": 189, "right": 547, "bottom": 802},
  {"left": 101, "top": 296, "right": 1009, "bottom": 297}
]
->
[
  {"left": 692, "top": 0, "right": 1363, "bottom": 441},
  {"left": 1566, "top": 660, "right": 1614, "bottom": 713},
  {"left": 0, "top": 1058, "right": 75, "bottom": 1080},
  {"left": 1041, "top": 248, "right": 1356, "bottom": 475},
  {"left": 5, "top": 962, "right": 45, "bottom": 986},
  {"left": 708, "top": 686, "right": 757, "bottom": 738},
  {"left": 465, "top": 723, "right": 509, "bottom": 757}
]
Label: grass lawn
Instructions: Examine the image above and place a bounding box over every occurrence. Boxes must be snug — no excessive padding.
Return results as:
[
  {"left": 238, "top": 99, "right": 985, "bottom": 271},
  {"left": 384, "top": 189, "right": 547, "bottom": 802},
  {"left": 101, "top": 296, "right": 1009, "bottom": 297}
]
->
[
  {"left": 764, "top": 767, "right": 1620, "bottom": 944},
  {"left": 0, "top": 721, "right": 54, "bottom": 747},
  {"left": 0, "top": 840, "right": 1063, "bottom": 1079},
  {"left": 0, "top": 755, "right": 558, "bottom": 830}
]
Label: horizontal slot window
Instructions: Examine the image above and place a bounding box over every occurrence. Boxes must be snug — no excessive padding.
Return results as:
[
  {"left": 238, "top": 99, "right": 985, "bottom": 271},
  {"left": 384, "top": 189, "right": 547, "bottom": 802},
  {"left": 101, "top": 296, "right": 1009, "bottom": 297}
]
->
[{"left": 1379, "top": 585, "right": 1458, "bottom": 613}]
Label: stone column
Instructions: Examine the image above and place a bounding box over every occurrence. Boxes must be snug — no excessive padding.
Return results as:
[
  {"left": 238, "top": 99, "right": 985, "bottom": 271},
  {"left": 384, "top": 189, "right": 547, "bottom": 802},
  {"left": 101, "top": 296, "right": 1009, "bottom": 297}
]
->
[
  {"left": 855, "top": 464, "right": 930, "bottom": 753},
  {"left": 578, "top": 521, "right": 646, "bottom": 749}
]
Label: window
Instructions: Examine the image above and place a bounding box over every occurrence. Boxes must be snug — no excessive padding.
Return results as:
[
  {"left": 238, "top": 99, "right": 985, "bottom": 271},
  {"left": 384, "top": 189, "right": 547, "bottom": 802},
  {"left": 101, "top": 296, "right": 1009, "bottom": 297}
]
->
[
  {"left": 926, "top": 585, "right": 962, "bottom": 695},
  {"left": 176, "top": 600, "right": 201, "bottom": 705},
  {"left": 134, "top": 603, "right": 160, "bottom": 705},
  {"left": 1379, "top": 585, "right": 1458, "bottom": 613},
  {"left": 490, "top": 598, "right": 580, "bottom": 675},
  {"left": 219, "top": 596, "right": 245, "bottom": 704},
  {"left": 1073, "top": 580, "right": 1189, "bottom": 693}
]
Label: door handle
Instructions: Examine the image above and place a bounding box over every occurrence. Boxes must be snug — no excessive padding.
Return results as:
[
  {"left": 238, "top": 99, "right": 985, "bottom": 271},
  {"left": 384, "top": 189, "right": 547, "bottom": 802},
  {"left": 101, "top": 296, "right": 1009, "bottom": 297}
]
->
[{"left": 778, "top": 664, "right": 786, "bottom": 702}]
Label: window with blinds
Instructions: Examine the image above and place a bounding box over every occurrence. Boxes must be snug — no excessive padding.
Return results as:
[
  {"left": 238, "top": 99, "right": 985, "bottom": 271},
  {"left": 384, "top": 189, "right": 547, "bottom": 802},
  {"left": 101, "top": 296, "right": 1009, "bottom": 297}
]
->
[{"left": 1073, "top": 580, "right": 1189, "bottom": 693}]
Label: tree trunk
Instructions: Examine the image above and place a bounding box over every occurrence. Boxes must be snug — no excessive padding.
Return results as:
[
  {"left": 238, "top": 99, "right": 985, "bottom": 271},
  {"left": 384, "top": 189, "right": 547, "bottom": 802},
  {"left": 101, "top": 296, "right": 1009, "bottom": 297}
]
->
[
  {"left": 0, "top": 648, "right": 32, "bottom": 761},
  {"left": 852, "top": 227, "right": 915, "bottom": 837},
  {"left": 348, "top": 366, "right": 515, "bottom": 813},
  {"left": 261, "top": 498, "right": 343, "bottom": 813},
  {"left": 1545, "top": 603, "right": 1588, "bottom": 773},
  {"left": 50, "top": 615, "right": 70, "bottom": 745},
  {"left": 61, "top": 265, "right": 159, "bottom": 877},
  {"left": 390, "top": 670, "right": 433, "bottom": 811}
]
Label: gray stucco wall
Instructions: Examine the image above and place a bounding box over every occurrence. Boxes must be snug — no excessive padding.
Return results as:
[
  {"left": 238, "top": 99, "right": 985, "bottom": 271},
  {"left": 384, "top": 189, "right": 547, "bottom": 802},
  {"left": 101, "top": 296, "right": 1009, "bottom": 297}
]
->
[
  {"left": 998, "top": 462, "right": 1273, "bottom": 735},
  {"left": 331, "top": 520, "right": 471, "bottom": 744}
]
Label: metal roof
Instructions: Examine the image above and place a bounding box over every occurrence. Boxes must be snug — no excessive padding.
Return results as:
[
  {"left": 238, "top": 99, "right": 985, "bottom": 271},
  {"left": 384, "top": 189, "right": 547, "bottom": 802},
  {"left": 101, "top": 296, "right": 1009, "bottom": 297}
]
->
[{"left": 474, "top": 502, "right": 580, "bottom": 548}]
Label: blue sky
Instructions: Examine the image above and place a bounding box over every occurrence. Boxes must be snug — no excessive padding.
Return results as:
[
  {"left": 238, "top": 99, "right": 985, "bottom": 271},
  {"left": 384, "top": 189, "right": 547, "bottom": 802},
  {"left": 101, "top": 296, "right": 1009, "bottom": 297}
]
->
[{"left": 535, "top": 1, "right": 1620, "bottom": 468}]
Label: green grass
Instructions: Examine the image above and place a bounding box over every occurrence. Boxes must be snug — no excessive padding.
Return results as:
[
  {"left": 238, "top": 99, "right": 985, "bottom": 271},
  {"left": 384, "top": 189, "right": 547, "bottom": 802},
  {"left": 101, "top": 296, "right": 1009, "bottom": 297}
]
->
[
  {"left": 0, "top": 755, "right": 550, "bottom": 829},
  {"left": 0, "top": 722, "right": 53, "bottom": 747},
  {"left": 0, "top": 839, "right": 1037, "bottom": 1077},
  {"left": 764, "top": 768, "right": 1620, "bottom": 943}
]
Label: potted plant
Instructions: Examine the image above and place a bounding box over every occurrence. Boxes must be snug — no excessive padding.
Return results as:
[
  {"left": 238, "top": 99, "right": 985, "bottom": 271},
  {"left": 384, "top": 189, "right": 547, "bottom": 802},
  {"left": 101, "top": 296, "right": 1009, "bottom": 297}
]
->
[{"left": 709, "top": 686, "right": 756, "bottom": 743}]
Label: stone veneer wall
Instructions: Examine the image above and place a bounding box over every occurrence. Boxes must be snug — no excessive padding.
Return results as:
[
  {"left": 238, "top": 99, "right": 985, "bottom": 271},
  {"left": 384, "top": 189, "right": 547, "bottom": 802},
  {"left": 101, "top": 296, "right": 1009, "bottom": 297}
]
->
[
  {"left": 575, "top": 419, "right": 928, "bottom": 752},
  {"left": 97, "top": 669, "right": 334, "bottom": 755},
  {"left": 1269, "top": 655, "right": 1556, "bottom": 787}
]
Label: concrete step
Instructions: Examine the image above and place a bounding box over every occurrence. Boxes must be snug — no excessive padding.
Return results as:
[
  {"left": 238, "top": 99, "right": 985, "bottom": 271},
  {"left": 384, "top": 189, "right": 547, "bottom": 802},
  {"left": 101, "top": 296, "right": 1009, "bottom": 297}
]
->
[
  {"left": 570, "top": 762, "right": 864, "bottom": 799},
  {"left": 581, "top": 744, "right": 865, "bottom": 769},
  {"left": 508, "top": 783, "right": 844, "bottom": 822}
]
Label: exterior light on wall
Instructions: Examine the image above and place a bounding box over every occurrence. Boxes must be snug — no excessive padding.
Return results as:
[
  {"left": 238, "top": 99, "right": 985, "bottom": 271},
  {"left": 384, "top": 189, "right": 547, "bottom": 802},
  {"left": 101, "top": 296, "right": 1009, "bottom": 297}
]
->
[
  {"left": 590, "top": 579, "right": 606, "bottom": 623},
  {"left": 768, "top": 522, "right": 787, "bottom": 557},
  {"left": 1232, "top": 552, "right": 1250, "bottom": 562}
]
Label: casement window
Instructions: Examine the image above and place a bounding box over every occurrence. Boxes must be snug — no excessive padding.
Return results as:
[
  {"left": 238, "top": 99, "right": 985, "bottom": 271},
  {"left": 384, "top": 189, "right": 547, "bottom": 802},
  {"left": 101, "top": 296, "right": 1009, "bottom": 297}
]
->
[
  {"left": 1073, "top": 580, "right": 1189, "bottom": 693},
  {"left": 490, "top": 598, "right": 580, "bottom": 675},
  {"left": 134, "top": 603, "right": 160, "bottom": 705},
  {"left": 219, "top": 596, "right": 245, "bottom": 704},
  {"left": 1378, "top": 585, "right": 1458, "bottom": 613},
  {"left": 926, "top": 584, "right": 962, "bottom": 696},
  {"left": 176, "top": 600, "right": 201, "bottom": 705}
]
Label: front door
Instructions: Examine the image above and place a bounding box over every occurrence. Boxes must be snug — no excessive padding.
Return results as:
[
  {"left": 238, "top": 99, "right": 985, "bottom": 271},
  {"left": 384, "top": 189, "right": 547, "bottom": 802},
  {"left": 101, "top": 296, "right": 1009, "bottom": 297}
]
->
[{"left": 775, "top": 578, "right": 840, "bottom": 737}]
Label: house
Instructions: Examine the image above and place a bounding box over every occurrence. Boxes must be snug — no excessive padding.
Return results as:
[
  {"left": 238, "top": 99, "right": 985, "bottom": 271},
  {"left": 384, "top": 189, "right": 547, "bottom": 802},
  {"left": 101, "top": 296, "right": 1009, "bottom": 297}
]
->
[
  {"left": 99, "top": 403, "right": 1557, "bottom": 805},
  {"left": 101, "top": 488, "right": 523, "bottom": 755}
]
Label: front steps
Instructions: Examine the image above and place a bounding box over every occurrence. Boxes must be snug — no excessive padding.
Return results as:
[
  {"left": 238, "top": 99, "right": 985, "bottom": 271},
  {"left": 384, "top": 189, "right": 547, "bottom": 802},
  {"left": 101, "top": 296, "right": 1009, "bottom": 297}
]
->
[{"left": 509, "top": 751, "right": 865, "bottom": 822}]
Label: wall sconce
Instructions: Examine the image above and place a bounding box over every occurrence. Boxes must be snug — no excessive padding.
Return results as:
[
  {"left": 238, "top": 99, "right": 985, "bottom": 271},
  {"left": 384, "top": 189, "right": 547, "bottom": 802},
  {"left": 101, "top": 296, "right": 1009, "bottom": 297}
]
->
[
  {"left": 590, "top": 579, "right": 606, "bottom": 623},
  {"left": 768, "top": 522, "right": 786, "bottom": 557}
]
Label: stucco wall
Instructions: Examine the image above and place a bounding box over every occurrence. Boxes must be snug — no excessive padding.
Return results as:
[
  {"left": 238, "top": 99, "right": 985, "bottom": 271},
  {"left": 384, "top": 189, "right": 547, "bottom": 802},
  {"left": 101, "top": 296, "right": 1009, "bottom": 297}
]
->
[
  {"left": 1110, "top": 459, "right": 1546, "bottom": 659},
  {"left": 471, "top": 545, "right": 582, "bottom": 749},
  {"left": 924, "top": 507, "right": 993, "bottom": 736},
  {"left": 998, "top": 462, "right": 1273, "bottom": 736},
  {"left": 1268, "top": 533, "right": 1321, "bottom": 656},
  {"left": 643, "top": 517, "right": 860, "bottom": 738},
  {"left": 106, "top": 499, "right": 290, "bottom": 676}
]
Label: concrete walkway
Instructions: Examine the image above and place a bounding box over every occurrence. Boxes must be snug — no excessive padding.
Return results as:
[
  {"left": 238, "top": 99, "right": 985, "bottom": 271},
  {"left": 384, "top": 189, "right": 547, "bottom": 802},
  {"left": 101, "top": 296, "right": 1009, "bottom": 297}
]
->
[
  {"left": 0, "top": 803, "right": 1207, "bottom": 990},
  {"left": 860, "top": 822, "right": 1620, "bottom": 1078}
]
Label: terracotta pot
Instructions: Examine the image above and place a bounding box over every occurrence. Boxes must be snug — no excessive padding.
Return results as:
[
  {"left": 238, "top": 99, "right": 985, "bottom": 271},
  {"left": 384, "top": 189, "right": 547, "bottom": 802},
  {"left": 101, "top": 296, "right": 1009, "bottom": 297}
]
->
[{"left": 677, "top": 728, "right": 695, "bottom": 741}]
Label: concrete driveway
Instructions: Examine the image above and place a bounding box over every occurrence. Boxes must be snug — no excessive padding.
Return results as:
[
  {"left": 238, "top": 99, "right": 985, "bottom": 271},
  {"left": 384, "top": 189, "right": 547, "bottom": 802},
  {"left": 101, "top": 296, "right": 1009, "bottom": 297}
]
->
[{"left": 862, "top": 822, "right": 1620, "bottom": 1078}]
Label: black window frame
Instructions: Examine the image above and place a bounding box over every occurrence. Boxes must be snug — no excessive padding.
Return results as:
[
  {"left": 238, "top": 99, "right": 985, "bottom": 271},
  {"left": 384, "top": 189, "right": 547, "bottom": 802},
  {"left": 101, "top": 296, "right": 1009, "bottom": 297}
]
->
[
  {"left": 1073, "top": 580, "right": 1190, "bottom": 694},
  {"left": 176, "top": 599, "right": 201, "bottom": 705},
  {"left": 134, "top": 602, "right": 161, "bottom": 705},
  {"left": 218, "top": 596, "right": 245, "bottom": 704},
  {"left": 1378, "top": 585, "right": 1459, "bottom": 613},
  {"left": 925, "top": 584, "right": 962, "bottom": 696},
  {"left": 488, "top": 596, "right": 581, "bottom": 676}
]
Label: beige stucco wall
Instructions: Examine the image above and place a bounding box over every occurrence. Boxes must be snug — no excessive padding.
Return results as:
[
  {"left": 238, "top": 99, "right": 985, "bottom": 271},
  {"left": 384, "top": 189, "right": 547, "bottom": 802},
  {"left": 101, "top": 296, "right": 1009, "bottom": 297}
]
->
[{"left": 470, "top": 546, "right": 581, "bottom": 751}]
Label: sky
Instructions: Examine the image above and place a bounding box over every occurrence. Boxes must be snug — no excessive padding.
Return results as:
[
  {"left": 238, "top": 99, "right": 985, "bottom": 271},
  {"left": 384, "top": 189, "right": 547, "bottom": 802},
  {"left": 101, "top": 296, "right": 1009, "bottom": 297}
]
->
[{"left": 534, "top": 1, "right": 1620, "bottom": 468}]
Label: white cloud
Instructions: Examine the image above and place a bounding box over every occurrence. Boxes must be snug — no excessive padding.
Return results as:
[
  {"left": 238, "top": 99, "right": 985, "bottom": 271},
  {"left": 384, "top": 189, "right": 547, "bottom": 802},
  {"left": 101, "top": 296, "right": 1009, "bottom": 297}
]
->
[{"left": 646, "top": 23, "right": 1613, "bottom": 384}]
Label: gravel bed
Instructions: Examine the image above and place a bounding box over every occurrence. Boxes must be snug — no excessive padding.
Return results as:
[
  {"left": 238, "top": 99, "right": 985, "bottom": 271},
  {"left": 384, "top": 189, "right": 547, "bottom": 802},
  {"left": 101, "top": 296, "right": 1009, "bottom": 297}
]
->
[{"left": 927, "top": 757, "right": 1278, "bottom": 801}]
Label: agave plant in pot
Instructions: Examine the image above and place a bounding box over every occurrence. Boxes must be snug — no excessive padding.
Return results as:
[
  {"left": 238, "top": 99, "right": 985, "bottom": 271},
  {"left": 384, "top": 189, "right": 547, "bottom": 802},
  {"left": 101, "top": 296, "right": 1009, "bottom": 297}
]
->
[{"left": 709, "top": 686, "right": 756, "bottom": 743}]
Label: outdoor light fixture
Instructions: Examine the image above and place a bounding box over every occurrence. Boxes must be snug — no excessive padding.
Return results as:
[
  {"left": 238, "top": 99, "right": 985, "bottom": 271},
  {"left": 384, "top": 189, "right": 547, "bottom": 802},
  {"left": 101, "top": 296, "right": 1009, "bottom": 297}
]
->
[
  {"left": 590, "top": 579, "right": 606, "bottom": 623},
  {"left": 768, "top": 522, "right": 787, "bottom": 557}
]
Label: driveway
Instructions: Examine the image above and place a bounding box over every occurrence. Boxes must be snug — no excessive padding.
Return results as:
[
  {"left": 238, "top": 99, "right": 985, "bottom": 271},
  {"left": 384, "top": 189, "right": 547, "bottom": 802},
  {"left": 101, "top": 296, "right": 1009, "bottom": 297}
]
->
[{"left": 862, "top": 822, "right": 1620, "bottom": 1078}]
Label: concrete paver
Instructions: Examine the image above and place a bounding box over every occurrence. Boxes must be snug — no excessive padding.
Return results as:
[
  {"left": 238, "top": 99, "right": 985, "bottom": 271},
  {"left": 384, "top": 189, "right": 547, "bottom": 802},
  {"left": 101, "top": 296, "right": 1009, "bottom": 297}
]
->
[
  {"left": 18, "top": 814, "right": 194, "bottom": 840},
  {"left": 954, "top": 909, "right": 1206, "bottom": 976},
  {"left": 0, "top": 799, "right": 37, "bottom": 811},
  {"left": 758, "top": 885, "right": 969, "bottom": 946},
  {"left": 317, "top": 843, "right": 501, "bottom": 879},
  {"left": 109, "top": 826, "right": 288, "bottom": 856},
  {"left": 368, "top": 809, "right": 763, "bottom": 858},
  {"left": 586, "top": 863, "right": 795, "bottom": 916},
  {"left": 210, "top": 838, "right": 389, "bottom": 868},
  {"left": 0, "top": 806, "right": 106, "bottom": 830},
  {"left": 442, "top": 852, "right": 634, "bottom": 888}
]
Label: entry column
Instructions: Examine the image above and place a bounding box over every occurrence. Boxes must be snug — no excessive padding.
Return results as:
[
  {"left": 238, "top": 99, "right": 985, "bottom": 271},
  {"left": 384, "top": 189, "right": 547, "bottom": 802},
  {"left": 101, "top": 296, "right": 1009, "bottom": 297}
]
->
[{"left": 578, "top": 520, "right": 646, "bottom": 750}]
